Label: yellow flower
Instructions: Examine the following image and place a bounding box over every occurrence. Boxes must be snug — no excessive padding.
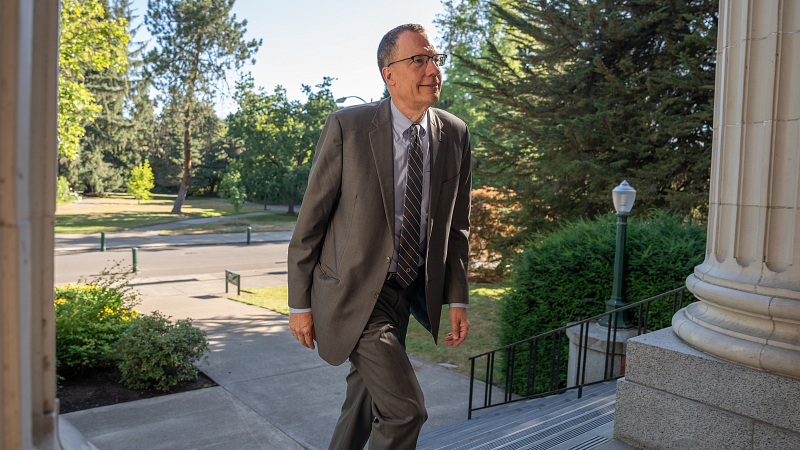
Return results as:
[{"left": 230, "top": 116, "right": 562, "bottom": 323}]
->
[{"left": 54, "top": 298, "right": 68, "bottom": 305}]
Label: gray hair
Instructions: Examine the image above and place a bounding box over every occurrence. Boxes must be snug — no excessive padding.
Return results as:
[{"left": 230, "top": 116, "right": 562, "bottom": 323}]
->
[{"left": 377, "top": 24, "right": 428, "bottom": 79}]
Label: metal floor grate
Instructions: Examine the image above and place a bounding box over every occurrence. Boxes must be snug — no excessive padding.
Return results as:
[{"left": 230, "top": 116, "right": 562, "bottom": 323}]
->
[
  {"left": 566, "top": 435, "right": 610, "bottom": 450},
  {"left": 497, "top": 413, "right": 614, "bottom": 450},
  {"left": 462, "top": 404, "right": 615, "bottom": 450}
]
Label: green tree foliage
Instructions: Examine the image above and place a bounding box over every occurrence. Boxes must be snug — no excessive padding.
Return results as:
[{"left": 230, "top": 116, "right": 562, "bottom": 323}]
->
[
  {"left": 218, "top": 166, "right": 247, "bottom": 215},
  {"left": 127, "top": 160, "right": 155, "bottom": 203},
  {"left": 145, "top": 0, "right": 261, "bottom": 214},
  {"left": 227, "top": 76, "right": 338, "bottom": 215},
  {"left": 193, "top": 125, "right": 241, "bottom": 197},
  {"left": 148, "top": 101, "right": 230, "bottom": 195},
  {"left": 65, "top": 0, "right": 154, "bottom": 193},
  {"left": 498, "top": 211, "right": 706, "bottom": 395},
  {"left": 59, "top": 0, "right": 129, "bottom": 159},
  {"left": 446, "top": 0, "right": 718, "bottom": 237}
]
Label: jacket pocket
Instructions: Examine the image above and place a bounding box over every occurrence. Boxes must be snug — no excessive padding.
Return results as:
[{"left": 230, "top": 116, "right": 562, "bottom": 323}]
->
[{"left": 316, "top": 261, "right": 340, "bottom": 282}]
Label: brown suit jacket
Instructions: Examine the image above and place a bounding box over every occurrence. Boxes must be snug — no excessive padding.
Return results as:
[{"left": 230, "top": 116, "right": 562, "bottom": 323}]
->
[{"left": 287, "top": 98, "right": 471, "bottom": 366}]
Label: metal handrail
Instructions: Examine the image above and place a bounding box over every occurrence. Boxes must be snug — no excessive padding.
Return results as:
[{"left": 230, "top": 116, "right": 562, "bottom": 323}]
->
[{"left": 467, "top": 286, "right": 689, "bottom": 419}]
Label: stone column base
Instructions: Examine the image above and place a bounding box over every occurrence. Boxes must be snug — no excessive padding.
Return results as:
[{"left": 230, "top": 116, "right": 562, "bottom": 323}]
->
[
  {"left": 565, "top": 321, "right": 640, "bottom": 388},
  {"left": 614, "top": 327, "right": 800, "bottom": 449}
]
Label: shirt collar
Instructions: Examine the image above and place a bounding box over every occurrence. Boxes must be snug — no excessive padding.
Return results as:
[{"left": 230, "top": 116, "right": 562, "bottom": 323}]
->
[{"left": 390, "top": 98, "right": 428, "bottom": 139}]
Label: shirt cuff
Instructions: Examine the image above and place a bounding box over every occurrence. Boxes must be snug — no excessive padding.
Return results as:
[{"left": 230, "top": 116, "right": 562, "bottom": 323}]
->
[
  {"left": 289, "top": 308, "right": 312, "bottom": 314},
  {"left": 449, "top": 303, "right": 468, "bottom": 309}
]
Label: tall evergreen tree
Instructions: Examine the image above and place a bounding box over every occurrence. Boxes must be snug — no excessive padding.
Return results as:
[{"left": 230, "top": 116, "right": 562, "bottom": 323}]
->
[
  {"left": 454, "top": 0, "right": 717, "bottom": 235},
  {"left": 145, "top": 0, "right": 261, "bottom": 213},
  {"left": 148, "top": 100, "right": 224, "bottom": 193}
]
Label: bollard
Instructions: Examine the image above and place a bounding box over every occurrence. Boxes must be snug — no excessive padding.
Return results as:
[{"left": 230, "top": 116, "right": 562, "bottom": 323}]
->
[
  {"left": 132, "top": 247, "right": 139, "bottom": 273},
  {"left": 247, "top": 227, "right": 252, "bottom": 245},
  {"left": 100, "top": 231, "right": 106, "bottom": 252}
]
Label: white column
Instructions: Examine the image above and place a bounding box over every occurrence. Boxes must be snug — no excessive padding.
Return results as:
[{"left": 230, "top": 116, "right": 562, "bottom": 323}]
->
[
  {"left": 675, "top": 0, "right": 800, "bottom": 378},
  {"left": 0, "top": 0, "right": 59, "bottom": 449}
]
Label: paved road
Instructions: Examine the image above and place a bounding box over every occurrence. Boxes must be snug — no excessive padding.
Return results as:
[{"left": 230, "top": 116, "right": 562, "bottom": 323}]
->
[
  {"left": 55, "top": 204, "right": 298, "bottom": 252},
  {"left": 55, "top": 242, "right": 290, "bottom": 287}
]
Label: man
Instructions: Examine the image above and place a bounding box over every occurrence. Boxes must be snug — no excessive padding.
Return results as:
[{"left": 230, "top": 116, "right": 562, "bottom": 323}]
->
[{"left": 288, "top": 23, "right": 471, "bottom": 449}]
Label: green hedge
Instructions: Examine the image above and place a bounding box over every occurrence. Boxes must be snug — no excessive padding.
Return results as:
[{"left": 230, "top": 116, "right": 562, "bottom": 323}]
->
[{"left": 497, "top": 210, "right": 706, "bottom": 395}]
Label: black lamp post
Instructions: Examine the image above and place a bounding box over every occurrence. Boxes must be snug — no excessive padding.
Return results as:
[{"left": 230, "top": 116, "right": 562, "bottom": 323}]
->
[{"left": 598, "top": 180, "right": 636, "bottom": 329}]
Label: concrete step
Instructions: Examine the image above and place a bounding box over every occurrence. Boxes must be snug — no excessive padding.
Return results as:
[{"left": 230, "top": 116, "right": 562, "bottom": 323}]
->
[{"left": 417, "top": 382, "right": 617, "bottom": 450}]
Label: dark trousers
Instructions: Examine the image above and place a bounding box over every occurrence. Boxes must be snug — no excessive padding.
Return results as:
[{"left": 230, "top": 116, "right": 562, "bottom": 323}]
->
[{"left": 327, "top": 278, "right": 427, "bottom": 450}]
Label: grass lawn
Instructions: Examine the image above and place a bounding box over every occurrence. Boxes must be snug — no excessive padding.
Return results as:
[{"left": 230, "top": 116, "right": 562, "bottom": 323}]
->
[
  {"left": 228, "top": 283, "right": 507, "bottom": 377},
  {"left": 55, "top": 193, "right": 263, "bottom": 233},
  {"left": 159, "top": 213, "right": 297, "bottom": 235},
  {"left": 229, "top": 285, "right": 290, "bottom": 315}
]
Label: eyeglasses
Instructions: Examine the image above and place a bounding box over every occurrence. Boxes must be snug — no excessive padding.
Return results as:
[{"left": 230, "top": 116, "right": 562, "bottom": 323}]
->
[{"left": 386, "top": 54, "right": 448, "bottom": 69}]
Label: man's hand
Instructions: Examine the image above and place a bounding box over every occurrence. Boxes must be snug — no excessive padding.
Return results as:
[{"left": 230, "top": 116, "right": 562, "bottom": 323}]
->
[
  {"left": 289, "top": 311, "right": 316, "bottom": 350},
  {"left": 445, "top": 307, "right": 470, "bottom": 348}
]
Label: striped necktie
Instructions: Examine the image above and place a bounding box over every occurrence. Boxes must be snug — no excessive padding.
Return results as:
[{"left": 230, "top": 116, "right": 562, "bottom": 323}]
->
[{"left": 397, "top": 123, "right": 423, "bottom": 289}]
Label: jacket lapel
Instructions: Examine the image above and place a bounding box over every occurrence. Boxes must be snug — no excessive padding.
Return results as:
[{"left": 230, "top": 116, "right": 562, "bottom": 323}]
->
[
  {"left": 369, "top": 99, "right": 395, "bottom": 236},
  {"left": 427, "top": 109, "right": 445, "bottom": 238}
]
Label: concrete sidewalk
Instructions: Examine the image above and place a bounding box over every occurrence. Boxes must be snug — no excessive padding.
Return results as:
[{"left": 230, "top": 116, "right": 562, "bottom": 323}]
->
[
  {"left": 55, "top": 205, "right": 298, "bottom": 252},
  {"left": 61, "top": 273, "right": 500, "bottom": 449}
]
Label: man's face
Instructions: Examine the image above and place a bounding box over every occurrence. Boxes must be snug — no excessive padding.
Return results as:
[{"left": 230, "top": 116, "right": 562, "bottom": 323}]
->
[{"left": 383, "top": 31, "right": 442, "bottom": 113}]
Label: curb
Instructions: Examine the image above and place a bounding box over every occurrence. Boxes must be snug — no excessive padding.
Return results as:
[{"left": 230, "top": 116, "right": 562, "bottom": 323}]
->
[{"left": 54, "top": 239, "right": 292, "bottom": 253}]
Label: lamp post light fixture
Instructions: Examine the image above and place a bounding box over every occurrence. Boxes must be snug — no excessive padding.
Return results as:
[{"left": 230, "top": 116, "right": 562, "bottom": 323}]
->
[
  {"left": 335, "top": 96, "right": 367, "bottom": 105},
  {"left": 598, "top": 180, "right": 637, "bottom": 329}
]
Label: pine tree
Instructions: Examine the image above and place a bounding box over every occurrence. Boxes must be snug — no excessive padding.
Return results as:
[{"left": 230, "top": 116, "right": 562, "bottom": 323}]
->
[
  {"left": 145, "top": 0, "right": 261, "bottom": 214},
  {"left": 455, "top": 0, "right": 718, "bottom": 235}
]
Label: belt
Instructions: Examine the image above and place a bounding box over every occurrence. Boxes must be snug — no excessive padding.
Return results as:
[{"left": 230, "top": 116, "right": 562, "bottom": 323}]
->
[
  {"left": 385, "top": 264, "right": 424, "bottom": 288},
  {"left": 385, "top": 272, "right": 401, "bottom": 289}
]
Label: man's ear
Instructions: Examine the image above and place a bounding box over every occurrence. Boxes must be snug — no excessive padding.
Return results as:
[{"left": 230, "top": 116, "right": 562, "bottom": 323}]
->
[{"left": 382, "top": 66, "right": 395, "bottom": 87}]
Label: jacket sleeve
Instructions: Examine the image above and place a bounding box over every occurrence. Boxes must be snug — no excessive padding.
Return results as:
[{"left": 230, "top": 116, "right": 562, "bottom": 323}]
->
[
  {"left": 443, "top": 125, "right": 472, "bottom": 305},
  {"left": 287, "top": 114, "right": 343, "bottom": 310}
]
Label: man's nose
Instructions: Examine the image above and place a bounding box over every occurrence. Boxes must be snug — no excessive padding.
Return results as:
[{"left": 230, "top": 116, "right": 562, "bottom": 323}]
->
[{"left": 425, "top": 58, "right": 442, "bottom": 77}]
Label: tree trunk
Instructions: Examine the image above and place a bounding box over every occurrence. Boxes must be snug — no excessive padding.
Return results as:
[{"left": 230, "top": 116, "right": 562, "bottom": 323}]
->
[
  {"left": 170, "top": 105, "right": 193, "bottom": 214},
  {"left": 286, "top": 194, "right": 295, "bottom": 216},
  {"left": 171, "top": 36, "right": 202, "bottom": 214}
]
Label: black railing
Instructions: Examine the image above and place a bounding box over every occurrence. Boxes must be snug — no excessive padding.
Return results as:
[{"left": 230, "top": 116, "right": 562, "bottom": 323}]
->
[{"left": 468, "top": 286, "right": 689, "bottom": 419}]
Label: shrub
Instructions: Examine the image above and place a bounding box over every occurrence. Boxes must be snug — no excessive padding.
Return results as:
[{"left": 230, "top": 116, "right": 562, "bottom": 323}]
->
[
  {"left": 498, "top": 210, "right": 706, "bottom": 395},
  {"left": 117, "top": 311, "right": 209, "bottom": 392},
  {"left": 219, "top": 168, "right": 247, "bottom": 215},
  {"left": 127, "top": 159, "right": 155, "bottom": 204},
  {"left": 57, "top": 176, "right": 82, "bottom": 205},
  {"left": 55, "top": 262, "right": 141, "bottom": 370}
]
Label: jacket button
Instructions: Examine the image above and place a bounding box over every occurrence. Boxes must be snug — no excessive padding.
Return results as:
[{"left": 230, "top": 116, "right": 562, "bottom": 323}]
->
[
  {"left": 373, "top": 292, "right": 379, "bottom": 299},
  {"left": 385, "top": 257, "right": 391, "bottom": 263}
]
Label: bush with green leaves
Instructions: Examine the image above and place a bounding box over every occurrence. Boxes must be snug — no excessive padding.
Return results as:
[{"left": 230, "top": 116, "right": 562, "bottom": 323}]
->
[
  {"left": 498, "top": 210, "right": 706, "bottom": 395},
  {"left": 219, "top": 167, "right": 247, "bottom": 215},
  {"left": 127, "top": 159, "right": 155, "bottom": 204},
  {"left": 117, "top": 311, "right": 209, "bottom": 392},
  {"left": 55, "top": 262, "right": 141, "bottom": 370},
  {"left": 57, "top": 175, "right": 82, "bottom": 205}
]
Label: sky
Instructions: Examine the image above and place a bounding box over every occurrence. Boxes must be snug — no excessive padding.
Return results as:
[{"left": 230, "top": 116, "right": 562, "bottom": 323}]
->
[{"left": 127, "top": 0, "right": 448, "bottom": 116}]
